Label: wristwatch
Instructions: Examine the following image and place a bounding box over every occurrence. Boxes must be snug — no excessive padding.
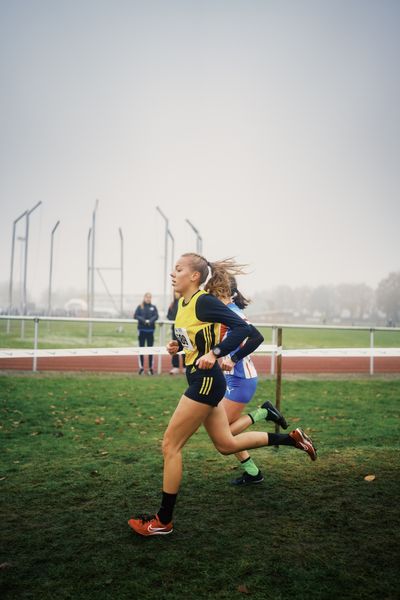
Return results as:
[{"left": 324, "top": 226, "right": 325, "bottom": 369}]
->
[{"left": 211, "top": 346, "right": 222, "bottom": 358}]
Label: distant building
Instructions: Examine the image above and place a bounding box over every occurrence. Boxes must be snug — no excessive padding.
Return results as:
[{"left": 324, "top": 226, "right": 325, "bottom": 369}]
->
[{"left": 64, "top": 298, "right": 87, "bottom": 316}]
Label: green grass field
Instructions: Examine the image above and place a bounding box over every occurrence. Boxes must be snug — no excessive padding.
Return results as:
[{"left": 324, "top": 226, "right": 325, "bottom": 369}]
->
[
  {"left": 1, "top": 319, "right": 400, "bottom": 351},
  {"left": 0, "top": 320, "right": 140, "bottom": 350},
  {"left": 1, "top": 374, "right": 399, "bottom": 600}
]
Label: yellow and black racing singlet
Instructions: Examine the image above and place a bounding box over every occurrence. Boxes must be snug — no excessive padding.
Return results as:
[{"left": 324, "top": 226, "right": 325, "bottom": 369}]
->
[{"left": 174, "top": 290, "right": 221, "bottom": 366}]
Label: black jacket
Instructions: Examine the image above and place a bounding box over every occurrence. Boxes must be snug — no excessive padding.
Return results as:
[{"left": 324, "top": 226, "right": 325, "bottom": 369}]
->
[
  {"left": 167, "top": 298, "right": 179, "bottom": 337},
  {"left": 167, "top": 298, "right": 179, "bottom": 321},
  {"left": 134, "top": 302, "right": 159, "bottom": 331}
]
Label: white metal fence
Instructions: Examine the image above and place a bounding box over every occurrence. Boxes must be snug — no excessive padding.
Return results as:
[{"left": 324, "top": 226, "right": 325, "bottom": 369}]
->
[{"left": 1, "top": 315, "right": 400, "bottom": 375}]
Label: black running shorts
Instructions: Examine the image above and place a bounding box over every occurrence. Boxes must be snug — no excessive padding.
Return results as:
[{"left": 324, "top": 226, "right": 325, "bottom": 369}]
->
[{"left": 184, "top": 363, "right": 227, "bottom": 407}]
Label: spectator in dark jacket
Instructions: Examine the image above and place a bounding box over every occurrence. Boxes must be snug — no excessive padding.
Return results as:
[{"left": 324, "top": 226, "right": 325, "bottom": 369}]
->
[
  {"left": 134, "top": 293, "right": 158, "bottom": 375},
  {"left": 167, "top": 291, "right": 184, "bottom": 374}
]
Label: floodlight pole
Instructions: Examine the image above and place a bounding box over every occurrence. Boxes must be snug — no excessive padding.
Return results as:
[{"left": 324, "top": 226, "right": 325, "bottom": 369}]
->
[
  {"left": 185, "top": 218, "right": 202, "bottom": 254},
  {"left": 91, "top": 200, "right": 99, "bottom": 316},
  {"left": 119, "top": 227, "right": 124, "bottom": 317},
  {"left": 168, "top": 228, "right": 175, "bottom": 275},
  {"left": 21, "top": 201, "right": 42, "bottom": 338},
  {"left": 48, "top": 220, "right": 60, "bottom": 315},
  {"left": 7, "top": 210, "right": 27, "bottom": 333},
  {"left": 88, "top": 199, "right": 99, "bottom": 342},
  {"left": 156, "top": 206, "right": 169, "bottom": 316},
  {"left": 17, "top": 237, "right": 25, "bottom": 315},
  {"left": 87, "top": 228, "right": 92, "bottom": 319}
]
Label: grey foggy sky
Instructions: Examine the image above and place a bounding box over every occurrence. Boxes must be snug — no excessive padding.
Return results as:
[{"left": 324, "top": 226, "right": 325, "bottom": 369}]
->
[{"left": 0, "top": 0, "right": 399, "bottom": 308}]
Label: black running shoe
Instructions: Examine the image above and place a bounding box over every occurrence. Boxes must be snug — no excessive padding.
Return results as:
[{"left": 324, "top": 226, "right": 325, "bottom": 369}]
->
[
  {"left": 261, "top": 400, "right": 288, "bottom": 429},
  {"left": 230, "top": 470, "right": 264, "bottom": 486}
]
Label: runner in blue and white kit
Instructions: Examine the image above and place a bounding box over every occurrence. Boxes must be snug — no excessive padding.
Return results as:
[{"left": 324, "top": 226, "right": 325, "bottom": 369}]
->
[
  {"left": 223, "top": 300, "right": 259, "bottom": 404},
  {"left": 215, "top": 277, "right": 288, "bottom": 486}
]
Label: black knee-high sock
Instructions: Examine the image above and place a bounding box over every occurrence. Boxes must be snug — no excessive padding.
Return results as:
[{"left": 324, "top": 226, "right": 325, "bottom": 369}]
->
[
  {"left": 157, "top": 491, "right": 177, "bottom": 524},
  {"left": 267, "top": 433, "right": 296, "bottom": 447}
]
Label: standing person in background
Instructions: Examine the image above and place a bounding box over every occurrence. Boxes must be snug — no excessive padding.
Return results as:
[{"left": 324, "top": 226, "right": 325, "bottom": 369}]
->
[
  {"left": 167, "top": 291, "right": 185, "bottom": 374},
  {"left": 134, "top": 293, "right": 159, "bottom": 375}
]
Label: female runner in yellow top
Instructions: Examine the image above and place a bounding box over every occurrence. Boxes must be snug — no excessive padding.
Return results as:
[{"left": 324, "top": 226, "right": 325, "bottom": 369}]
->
[{"left": 128, "top": 253, "right": 317, "bottom": 536}]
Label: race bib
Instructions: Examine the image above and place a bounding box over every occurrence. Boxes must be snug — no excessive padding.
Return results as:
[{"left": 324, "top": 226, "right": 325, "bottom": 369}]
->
[{"left": 174, "top": 327, "right": 194, "bottom": 350}]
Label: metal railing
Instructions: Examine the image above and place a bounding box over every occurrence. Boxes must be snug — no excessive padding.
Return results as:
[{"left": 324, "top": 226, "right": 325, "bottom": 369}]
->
[{"left": 1, "top": 315, "right": 399, "bottom": 375}]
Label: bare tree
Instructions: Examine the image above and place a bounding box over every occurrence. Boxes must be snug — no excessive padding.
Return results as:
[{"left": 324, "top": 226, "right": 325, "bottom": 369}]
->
[
  {"left": 376, "top": 272, "right": 400, "bottom": 325},
  {"left": 337, "top": 283, "right": 374, "bottom": 320}
]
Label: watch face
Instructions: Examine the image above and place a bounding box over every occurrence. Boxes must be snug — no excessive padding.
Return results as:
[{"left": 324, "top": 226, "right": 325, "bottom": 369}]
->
[{"left": 213, "top": 347, "right": 221, "bottom": 357}]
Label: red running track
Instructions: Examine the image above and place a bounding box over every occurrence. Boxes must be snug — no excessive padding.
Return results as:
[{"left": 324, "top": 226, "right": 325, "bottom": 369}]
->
[{"left": 1, "top": 355, "right": 399, "bottom": 374}]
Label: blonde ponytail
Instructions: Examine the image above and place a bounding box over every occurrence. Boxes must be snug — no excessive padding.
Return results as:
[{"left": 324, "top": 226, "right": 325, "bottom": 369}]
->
[
  {"left": 205, "top": 258, "right": 247, "bottom": 298},
  {"left": 182, "top": 253, "right": 247, "bottom": 299}
]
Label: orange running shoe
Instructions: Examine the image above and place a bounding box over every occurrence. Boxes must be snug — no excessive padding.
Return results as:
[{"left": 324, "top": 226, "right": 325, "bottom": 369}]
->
[
  {"left": 128, "top": 513, "right": 173, "bottom": 536},
  {"left": 289, "top": 428, "right": 317, "bottom": 461}
]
